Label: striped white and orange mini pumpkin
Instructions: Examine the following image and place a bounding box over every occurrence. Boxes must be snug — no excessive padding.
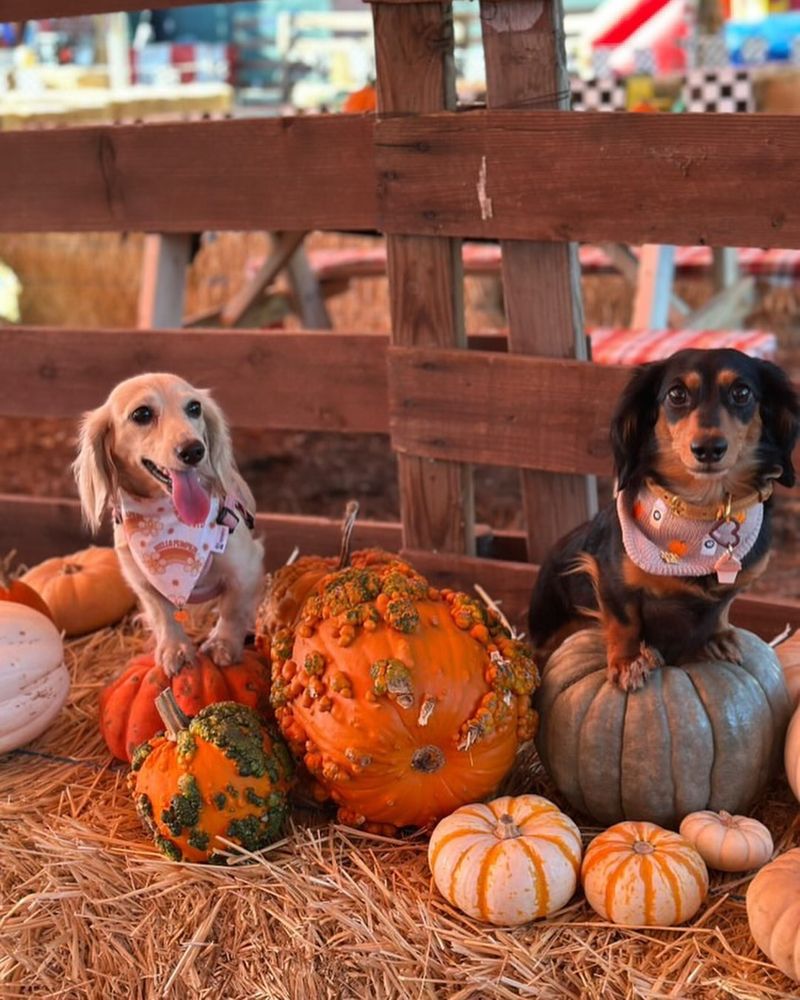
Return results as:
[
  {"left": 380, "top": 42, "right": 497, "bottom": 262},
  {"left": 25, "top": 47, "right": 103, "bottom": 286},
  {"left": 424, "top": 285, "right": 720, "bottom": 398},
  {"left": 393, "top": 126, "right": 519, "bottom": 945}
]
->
[
  {"left": 427, "top": 794, "right": 582, "bottom": 926},
  {"left": 581, "top": 821, "right": 709, "bottom": 927}
]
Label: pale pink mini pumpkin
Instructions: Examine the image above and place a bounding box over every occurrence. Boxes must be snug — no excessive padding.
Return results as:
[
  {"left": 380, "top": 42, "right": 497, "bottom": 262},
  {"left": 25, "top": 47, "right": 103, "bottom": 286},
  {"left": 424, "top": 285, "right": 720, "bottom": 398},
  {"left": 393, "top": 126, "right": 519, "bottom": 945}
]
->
[{"left": 679, "top": 810, "right": 773, "bottom": 872}]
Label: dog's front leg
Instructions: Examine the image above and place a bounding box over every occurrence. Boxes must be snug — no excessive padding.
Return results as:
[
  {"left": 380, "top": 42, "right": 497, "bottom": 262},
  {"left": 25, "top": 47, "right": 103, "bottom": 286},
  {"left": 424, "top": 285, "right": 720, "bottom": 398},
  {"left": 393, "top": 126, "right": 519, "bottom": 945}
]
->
[
  {"left": 201, "top": 534, "right": 264, "bottom": 667},
  {"left": 137, "top": 584, "right": 197, "bottom": 675},
  {"left": 600, "top": 587, "right": 664, "bottom": 692}
]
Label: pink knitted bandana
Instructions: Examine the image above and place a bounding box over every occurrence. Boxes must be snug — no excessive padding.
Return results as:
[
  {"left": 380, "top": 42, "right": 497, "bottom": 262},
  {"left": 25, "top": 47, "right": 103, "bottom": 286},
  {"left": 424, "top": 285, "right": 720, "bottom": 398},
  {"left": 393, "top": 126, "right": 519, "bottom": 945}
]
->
[
  {"left": 617, "top": 483, "right": 765, "bottom": 584},
  {"left": 118, "top": 491, "right": 230, "bottom": 607}
]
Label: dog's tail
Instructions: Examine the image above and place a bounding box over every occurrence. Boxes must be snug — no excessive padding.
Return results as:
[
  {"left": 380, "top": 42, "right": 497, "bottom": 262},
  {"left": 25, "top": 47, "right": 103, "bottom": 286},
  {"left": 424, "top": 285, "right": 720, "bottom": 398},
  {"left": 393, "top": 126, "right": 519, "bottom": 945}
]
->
[{"left": 528, "top": 524, "right": 600, "bottom": 654}]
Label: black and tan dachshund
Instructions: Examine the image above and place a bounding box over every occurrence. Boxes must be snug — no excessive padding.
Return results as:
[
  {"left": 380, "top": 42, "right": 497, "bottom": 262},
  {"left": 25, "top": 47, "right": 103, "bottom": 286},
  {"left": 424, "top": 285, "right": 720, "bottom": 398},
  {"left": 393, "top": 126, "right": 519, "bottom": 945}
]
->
[{"left": 528, "top": 348, "right": 798, "bottom": 691}]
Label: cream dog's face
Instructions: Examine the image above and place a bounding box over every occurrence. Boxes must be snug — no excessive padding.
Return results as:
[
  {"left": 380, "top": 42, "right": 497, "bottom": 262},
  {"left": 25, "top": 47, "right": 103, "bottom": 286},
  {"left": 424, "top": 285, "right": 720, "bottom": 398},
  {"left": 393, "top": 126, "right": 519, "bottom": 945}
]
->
[{"left": 75, "top": 372, "right": 239, "bottom": 530}]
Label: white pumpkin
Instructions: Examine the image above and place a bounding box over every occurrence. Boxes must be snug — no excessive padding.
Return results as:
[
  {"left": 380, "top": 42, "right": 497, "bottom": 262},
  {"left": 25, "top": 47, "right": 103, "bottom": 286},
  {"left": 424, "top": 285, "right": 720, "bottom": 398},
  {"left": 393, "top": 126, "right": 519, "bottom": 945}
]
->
[
  {"left": 747, "top": 848, "right": 800, "bottom": 982},
  {"left": 428, "top": 794, "right": 582, "bottom": 926},
  {"left": 679, "top": 810, "right": 773, "bottom": 872},
  {"left": 581, "top": 821, "right": 708, "bottom": 927},
  {"left": 0, "top": 602, "right": 69, "bottom": 753}
]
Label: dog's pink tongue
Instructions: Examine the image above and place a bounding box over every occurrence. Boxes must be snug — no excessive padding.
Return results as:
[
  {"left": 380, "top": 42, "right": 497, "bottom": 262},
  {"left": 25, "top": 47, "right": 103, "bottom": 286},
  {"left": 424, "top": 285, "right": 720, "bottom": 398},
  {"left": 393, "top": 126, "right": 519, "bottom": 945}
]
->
[{"left": 171, "top": 469, "right": 211, "bottom": 526}]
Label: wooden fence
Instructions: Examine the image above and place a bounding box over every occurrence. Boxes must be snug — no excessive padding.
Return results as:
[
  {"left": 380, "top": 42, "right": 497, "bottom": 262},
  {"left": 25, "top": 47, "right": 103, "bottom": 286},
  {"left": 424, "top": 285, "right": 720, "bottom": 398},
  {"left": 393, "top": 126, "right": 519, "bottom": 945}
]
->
[{"left": 1, "top": 0, "right": 798, "bottom": 634}]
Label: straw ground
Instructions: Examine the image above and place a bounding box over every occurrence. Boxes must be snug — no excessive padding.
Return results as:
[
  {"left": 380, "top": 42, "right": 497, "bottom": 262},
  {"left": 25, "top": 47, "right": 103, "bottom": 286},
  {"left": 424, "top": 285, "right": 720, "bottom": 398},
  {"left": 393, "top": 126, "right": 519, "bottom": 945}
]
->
[{"left": 2, "top": 607, "right": 800, "bottom": 999}]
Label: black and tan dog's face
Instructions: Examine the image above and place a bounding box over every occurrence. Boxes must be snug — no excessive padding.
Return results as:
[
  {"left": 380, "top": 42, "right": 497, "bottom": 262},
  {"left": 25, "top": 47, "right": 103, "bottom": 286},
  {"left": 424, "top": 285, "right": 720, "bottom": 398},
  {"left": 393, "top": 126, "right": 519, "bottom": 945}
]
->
[{"left": 611, "top": 348, "right": 798, "bottom": 497}]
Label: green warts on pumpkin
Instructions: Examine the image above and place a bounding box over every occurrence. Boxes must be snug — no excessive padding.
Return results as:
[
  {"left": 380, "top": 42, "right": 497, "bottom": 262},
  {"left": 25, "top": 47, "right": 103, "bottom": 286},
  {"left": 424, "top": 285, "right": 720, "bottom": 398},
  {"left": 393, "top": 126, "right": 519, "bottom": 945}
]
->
[
  {"left": 161, "top": 774, "right": 202, "bottom": 836},
  {"left": 370, "top": 659, "right": 414, "bottom": 709},
  {"left": 192, "top": 702, "right": 271, "bottom": 779}
]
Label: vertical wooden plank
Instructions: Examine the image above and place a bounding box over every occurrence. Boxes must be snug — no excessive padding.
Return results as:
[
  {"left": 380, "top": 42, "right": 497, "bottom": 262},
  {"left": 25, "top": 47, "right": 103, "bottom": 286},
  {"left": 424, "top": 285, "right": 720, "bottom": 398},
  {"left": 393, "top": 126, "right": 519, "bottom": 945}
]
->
[
  {"left": 137, "top": 233, "right": 192, "bottom": 329},
  {"left": 373, "top": 2, "right": 475, "bottom": 554},
  {"left": 480, "top": 0, "right": 596, "bottom": 563}
]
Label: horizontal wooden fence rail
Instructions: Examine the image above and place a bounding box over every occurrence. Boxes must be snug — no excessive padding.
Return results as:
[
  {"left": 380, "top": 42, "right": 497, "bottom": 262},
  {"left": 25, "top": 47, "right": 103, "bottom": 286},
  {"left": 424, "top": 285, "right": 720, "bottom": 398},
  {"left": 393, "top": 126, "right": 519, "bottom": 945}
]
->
[
  {"left": 389, "top": 347, "right": 800, "bottom": 474},
  {"left": 3, "top": 494, "right": 797, "bottom": 636},
  {"left": 3, "top": 112, "right": 800, "bottom": 247},
  {"left": 0, "top": 327, "right": 389, "bottom": 432},
  {"left": 375, "top": 111, "right": 800, "bottom": 247},
  {"left": 0, "top": 117, "right": 376, "bottom": 234}
]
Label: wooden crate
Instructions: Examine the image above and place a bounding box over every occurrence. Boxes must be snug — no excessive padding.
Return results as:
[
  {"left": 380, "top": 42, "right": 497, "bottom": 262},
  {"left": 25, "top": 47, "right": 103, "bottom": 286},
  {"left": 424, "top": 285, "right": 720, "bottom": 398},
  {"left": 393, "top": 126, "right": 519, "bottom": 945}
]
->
[{"left": 0, "top": 0, "right": 799, "bottom": 636}]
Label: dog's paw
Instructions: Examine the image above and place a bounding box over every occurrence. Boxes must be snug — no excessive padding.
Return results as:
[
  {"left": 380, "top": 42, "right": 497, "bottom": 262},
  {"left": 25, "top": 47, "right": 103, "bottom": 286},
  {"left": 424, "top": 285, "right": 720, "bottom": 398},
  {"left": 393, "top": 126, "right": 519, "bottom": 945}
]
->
[
  {"left": 701, "top": 628, "right": 743, "bottom": 664},
  {"left": 607, "top": 643, "right": 664, "bottom": 692},
  {"left": 200, "top": 635, "right": 241, "bottom": 667},
  {"left": 158, "top": 640, "right": 197, "bottom": 676}
]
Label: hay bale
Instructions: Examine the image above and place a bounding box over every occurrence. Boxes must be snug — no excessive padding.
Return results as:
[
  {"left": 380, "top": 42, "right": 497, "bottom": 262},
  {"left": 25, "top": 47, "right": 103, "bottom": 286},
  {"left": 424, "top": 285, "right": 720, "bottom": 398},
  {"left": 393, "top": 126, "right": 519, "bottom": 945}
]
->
[{"left": 2, "top": 601, "right": 800, "bottom": 997}]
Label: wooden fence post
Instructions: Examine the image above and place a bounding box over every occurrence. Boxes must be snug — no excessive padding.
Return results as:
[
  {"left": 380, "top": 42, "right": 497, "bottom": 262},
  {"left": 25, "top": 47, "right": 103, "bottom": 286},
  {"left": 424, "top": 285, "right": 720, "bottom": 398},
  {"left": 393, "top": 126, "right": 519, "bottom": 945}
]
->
[
  {"left": 372, "top": 1, "right": 475, "bottom": 555},
  {"left": 480, "top": 0, "right": 597, "bottom": 563}
]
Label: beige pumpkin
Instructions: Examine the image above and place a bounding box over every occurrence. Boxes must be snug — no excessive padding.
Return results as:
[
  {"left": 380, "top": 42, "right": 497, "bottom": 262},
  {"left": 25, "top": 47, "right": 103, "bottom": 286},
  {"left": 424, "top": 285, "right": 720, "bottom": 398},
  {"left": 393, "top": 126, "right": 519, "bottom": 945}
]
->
[
  {"left": 428, "top": 794, "right": 582, "bottom": 925},
  {"left": 535, "top": 628, "right": 791, "bottom": 828},
  {"left": 679, "top": 810, "right": 773, "bottom": 872},
  {"left": 747, "top": 848, "right": 800, "bottom": 981},
  {"left": 21, "top": 546, "right": 136, "bottom": 636},
  {"left": 784, "top": 708, "right": 800, "bottom": 803},
  {"left": 0, "top": 602, "right": 69, "bottom": 753},
  {"left": 581, "top": 820, "right": 708, "bottom": 927},
  {"left": 776, "top": 631, "right": 800, "bottom": 708}
]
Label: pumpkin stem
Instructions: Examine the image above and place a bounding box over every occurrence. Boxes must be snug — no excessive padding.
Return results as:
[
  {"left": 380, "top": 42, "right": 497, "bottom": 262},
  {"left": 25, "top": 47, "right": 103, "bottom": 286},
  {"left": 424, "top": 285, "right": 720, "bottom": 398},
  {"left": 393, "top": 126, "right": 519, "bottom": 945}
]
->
[
  {"left": 719, "top": 810, "right": 736, "bottom": 826},
  {"left": 61, "top": 562, "right": 83, "bottom": 576},
  {"left": 495, "top": 814, "right": 522, "bottom": 840},
  {"left": 155, "top": 689, "right": 190, "bottom": 740},
  {"left": 474, "top": 583, "right": 518, "bottom": 638},
  {"left": 632, "top": 840, "right": 655, "bottom": 855},
  {"left": 0, "top": 550, "right": 17, "bottom": 588},
  {"left": 337, "top": 500, "right": 360, "bottom": 570},
  {"left": 410, "top": 745, "right": 445, "bottom": 774}
]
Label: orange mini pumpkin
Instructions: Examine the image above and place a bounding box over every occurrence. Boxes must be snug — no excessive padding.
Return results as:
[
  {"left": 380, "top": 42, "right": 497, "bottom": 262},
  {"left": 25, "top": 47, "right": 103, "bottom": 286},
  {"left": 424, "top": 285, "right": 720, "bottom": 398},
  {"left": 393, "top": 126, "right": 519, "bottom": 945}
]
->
[
  {"left": 99, "top": 649, "right": 273, "bottom": 762},
  {"left": 0, "top": 554, "right": 53, "bottom": 623},
  {"left": 130, "top": 691, "right": 293, "bottom": 863},
  {"left": 267, "top": 556, "right": 539, "bottom": 830},
  {"left": 21, "top": 546, "right": 136, "bottom": 636}
]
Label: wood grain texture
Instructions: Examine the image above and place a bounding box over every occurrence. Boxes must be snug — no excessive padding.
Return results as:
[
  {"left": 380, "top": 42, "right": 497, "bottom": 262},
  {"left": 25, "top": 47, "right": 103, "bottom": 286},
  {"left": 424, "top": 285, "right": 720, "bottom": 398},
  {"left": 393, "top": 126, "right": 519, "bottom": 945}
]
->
[
  {"left": 0, "top": 327, "right": 388, "bottom": 432},
  {"left": 480, "top": 0, "right": 594, "bottom": 562},
  {"left": 375, "top": 111, "right": 800, "bottom": 247},
  {"left": 390, "top": 347, "right": 800, "bottom": 473},
  {"left": 0, "top": 116, "right": 375, "bottom": 234},
  {"left": 374, "top": 1, "right": 475, "bottom": 555},
  {"left": 403, "top": 548, "right": 800, "bottom": 638},
  {"left": 0, "top": 493, "right": 401, "bottom": 569},
  {"left": 390, "top": 348, "right": 631, "bottom": 474}
]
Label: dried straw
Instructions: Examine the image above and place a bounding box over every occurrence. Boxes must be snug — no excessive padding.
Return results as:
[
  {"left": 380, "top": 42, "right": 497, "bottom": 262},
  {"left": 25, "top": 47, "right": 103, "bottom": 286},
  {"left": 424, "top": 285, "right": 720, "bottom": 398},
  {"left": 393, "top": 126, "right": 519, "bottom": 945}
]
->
[{"left": 2, "top": 611, "right": 800, "bottom": 999}]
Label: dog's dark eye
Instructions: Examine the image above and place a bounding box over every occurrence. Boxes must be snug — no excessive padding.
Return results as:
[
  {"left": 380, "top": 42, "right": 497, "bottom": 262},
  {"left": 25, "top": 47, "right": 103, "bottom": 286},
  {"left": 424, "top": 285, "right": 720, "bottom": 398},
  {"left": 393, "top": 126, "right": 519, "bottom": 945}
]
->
[
  {"left": 185, "top": 400, "right": 202, "bottom": 419},
  {"left": 730, "top": 382, "right": 752, "bottom": 405},
  {"left": 130, "top": 405, "right": 154, "bottom": 426},
  {"left": 667, "top": 385, "right": 690, "bottom": 407}
]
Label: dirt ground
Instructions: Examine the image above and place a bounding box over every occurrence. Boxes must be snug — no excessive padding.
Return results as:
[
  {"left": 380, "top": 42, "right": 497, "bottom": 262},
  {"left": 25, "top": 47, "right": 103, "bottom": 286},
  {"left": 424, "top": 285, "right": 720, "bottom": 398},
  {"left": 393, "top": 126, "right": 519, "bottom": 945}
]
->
[{"left": 0, "top": 232, "right": 798, "bottom": 599}]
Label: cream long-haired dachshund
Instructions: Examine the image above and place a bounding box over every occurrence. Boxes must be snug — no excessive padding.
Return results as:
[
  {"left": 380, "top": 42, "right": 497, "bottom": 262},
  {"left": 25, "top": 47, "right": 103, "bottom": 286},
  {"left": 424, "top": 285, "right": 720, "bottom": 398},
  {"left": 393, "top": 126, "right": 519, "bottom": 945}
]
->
[{"left": 74, "top": 373, "right": 264, "bottom": 675}]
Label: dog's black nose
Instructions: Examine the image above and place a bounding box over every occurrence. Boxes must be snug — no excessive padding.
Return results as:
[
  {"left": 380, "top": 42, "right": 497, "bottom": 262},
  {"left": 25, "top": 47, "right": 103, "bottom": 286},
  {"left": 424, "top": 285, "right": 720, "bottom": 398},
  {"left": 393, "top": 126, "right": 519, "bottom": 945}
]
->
[
  {"left": 177, "top": 439, "right": 205, "bottom": 466},
  {"left": 691, "top": 437, "right": 728, "bottom": 464}
]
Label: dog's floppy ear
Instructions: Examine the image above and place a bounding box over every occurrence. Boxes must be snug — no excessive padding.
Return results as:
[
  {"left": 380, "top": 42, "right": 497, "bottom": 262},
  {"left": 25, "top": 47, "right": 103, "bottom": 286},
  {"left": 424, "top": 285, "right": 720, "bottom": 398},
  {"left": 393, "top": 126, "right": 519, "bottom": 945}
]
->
[
  {"left": 201, "top": 391, "right": 256, "bottom": 510},
  {"left": 758, "top": 360, "right": 799, "bottom": 488},
  {"left": 610, "top": 360, "right": 667, "bottom": 492},
  {"left": 73, "top": 404, "right": 116, "bottom": 532}
]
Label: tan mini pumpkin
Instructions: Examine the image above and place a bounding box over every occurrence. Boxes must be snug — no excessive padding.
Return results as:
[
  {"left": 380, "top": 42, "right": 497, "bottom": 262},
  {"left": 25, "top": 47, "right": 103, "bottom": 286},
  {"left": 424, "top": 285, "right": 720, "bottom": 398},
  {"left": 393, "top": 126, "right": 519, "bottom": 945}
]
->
[
  {"left": 784, "top": 707, "right": 800, "bottom": 803},
  {"left": 21, "top": 546, "right": 136, "bottom": 636},
  {"left": 776, "top": 630, "right": 800, "bottom": 708},
  {"left": 581, "top": 820, "right": 708, "bottom": 927},
  {"left": 428, "top": 795, "right": 582, "bottom": 925},
  {"left": 679, "top": 810, "right": 773, "bottom": 872},
  {"left": 747, "top": 848, "right": 800, "bottom": 981},
  {"left": 535, "top": 628, "right": 791, "bottom": 828}
]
